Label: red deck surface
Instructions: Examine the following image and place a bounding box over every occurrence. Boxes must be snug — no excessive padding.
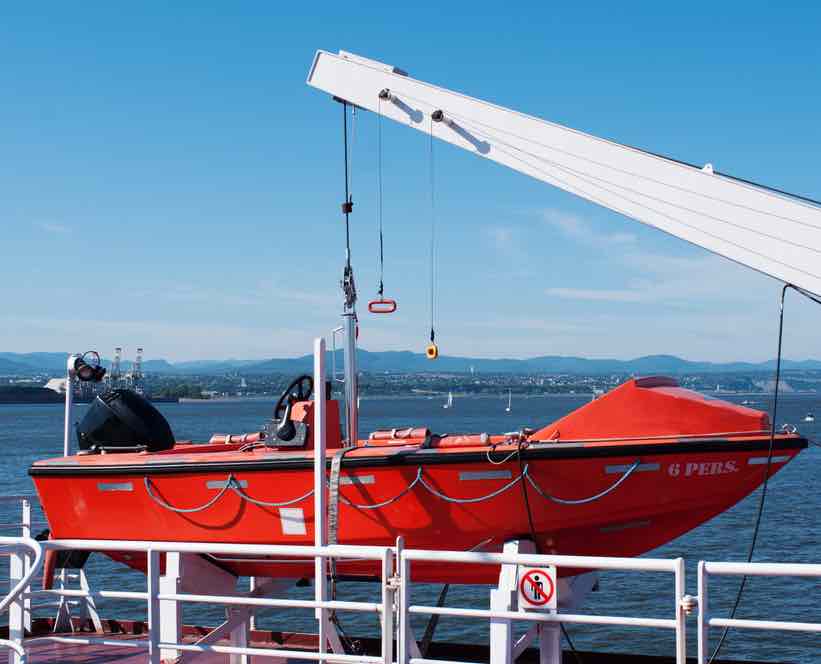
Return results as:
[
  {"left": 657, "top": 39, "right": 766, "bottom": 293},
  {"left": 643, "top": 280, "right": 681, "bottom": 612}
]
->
[{"left": 24, "top": 633, "right": 294, "bottom": 663}]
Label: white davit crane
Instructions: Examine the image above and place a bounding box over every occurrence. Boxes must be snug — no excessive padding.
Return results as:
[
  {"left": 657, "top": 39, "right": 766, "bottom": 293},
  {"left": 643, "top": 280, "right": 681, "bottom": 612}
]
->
[{"left": 307, "top": 50, "right": 821, "bottom": 296}]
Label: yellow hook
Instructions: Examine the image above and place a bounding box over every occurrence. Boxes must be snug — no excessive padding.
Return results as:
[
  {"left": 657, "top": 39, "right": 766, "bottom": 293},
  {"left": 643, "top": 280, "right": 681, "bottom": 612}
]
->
[{"left": 425, "top": 343, "right": 439, "bottom": 360}]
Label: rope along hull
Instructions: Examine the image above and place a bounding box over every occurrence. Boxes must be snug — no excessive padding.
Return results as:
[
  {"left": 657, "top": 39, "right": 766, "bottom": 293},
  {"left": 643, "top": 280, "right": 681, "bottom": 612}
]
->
[{"left": 31, "top": 434, "right": 803, "bottom": 584}]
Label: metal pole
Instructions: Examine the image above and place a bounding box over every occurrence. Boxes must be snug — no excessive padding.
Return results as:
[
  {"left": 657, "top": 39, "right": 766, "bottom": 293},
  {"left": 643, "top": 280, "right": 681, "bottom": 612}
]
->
[
  {"left": 63, "top": 355, "right": 78, "bottom": 457},
  {"left": 342, "top": 312, "right": 358, "bottom": 445},
  {"left": 21, "top": 500, "right": 31, "bottom": 634},
  {"left": 397, "top": 537, "right": 409, "bottom": 664},
  {"left": 697, "top": 562, "right": 708, "bottom": 664},
  {"left": 147, "top": 549, "right": 161, "bottom": 664},
  {"left": 313, "top": 338, "right": 328, "bottom": 654},
  {"left": 381, "top": 549, "right": 395, "bottom": 664},
  {"left": 674, "top": 558, "right": 686, "bottom": 664}
]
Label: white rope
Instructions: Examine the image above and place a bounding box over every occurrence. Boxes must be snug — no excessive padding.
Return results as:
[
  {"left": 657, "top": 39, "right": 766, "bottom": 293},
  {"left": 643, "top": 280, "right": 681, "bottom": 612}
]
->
[
  {"left": 231, "top": 484, "right": 314, "bottom": 508},
  {"left": 339, "top": 468, "right": 423, "bottom": 510},
  {"left": 144, "top": 475, "right": 236, "bottom": 514},
  {"left": 526, "top": 459, "right": 641, "bottom": 505},
  {"left": 419, "top": 466, "right": 525, "bottom": 504},
  {"left": 144, "top": 456, "right": 641, "bottom": 516},
  {"left": 144, "top": 475, "right": 313, "bottom": 512}
]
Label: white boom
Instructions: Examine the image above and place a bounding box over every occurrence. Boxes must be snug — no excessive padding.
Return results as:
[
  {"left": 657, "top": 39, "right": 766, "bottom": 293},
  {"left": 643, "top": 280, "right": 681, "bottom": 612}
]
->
[{"left": 307, "top": 50, "right": 821, "bottom": 296}]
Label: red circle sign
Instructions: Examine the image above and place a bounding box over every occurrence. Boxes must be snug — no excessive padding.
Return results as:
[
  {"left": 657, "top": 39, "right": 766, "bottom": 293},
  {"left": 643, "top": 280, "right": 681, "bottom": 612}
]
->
[{"left": 519, "top": 569, "right": 555, "bottom": 606}]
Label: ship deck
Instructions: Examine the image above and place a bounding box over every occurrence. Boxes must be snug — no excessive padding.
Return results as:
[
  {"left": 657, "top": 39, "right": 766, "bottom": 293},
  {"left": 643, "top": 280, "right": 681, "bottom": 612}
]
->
[{"left": 3, "top": 619, "right": 794, "bottom": 664}]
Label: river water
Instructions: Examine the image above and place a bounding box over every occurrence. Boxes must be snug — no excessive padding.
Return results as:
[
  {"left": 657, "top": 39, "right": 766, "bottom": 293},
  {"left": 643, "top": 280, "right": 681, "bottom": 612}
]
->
[{"left": 1, "top": 393, "right": 818, "bottom": 661}]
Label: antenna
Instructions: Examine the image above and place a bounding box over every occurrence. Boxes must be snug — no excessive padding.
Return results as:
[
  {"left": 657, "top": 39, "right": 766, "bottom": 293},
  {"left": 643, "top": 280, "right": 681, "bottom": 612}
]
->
[
  {"left": 111, "top": 347, "right": 122, "bottom": 388},
  {"left": 134, "top": 347, "right": 143, "bottom": 381}
]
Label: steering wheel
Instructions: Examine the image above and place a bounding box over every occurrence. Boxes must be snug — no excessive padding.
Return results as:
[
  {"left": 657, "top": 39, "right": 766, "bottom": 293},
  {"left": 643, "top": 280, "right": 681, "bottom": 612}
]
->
[{"left": 273, "top": 374, "right": 314, "bottom": 421}]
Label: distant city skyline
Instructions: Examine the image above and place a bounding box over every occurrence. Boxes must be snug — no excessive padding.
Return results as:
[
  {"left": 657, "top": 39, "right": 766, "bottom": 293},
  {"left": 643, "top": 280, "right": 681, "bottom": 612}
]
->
[{"left": 2, "top": 3, "right": 820, "bottom": 362}]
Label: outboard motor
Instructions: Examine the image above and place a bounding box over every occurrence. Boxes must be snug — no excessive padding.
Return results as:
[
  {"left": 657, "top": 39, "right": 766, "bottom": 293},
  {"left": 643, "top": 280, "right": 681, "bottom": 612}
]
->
[{"left": 77, "top": 389, "right": 175, "bottom": 453}]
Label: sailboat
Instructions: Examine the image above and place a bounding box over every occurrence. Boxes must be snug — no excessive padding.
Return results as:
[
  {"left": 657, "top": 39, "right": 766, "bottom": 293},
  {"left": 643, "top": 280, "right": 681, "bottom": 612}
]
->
[
  {"left": 29, "top": 49, "right": 817, "bottom": 586},
  {"left": 505, "top": 389, "right": 511, "bottom": 413},
  {"left": 443, "top": 391, "right": 453, "bottom": 409}
]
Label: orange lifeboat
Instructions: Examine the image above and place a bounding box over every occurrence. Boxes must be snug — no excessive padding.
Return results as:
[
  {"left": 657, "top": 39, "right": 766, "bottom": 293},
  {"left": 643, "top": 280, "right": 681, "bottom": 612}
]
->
[{"left": 29, "top": 376, "right": 805, "bottom": 584}]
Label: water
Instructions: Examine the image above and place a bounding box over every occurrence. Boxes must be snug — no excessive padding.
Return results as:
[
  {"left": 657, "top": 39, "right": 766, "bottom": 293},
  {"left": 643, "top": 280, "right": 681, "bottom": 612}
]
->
[{"left": 1, "top": 394, "right": 819, "bottom": 661}]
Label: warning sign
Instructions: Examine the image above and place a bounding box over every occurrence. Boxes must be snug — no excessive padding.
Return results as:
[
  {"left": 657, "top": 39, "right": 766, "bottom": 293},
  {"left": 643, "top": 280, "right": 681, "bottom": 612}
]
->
[{"left": 517, "top": 566, "right": 557, "bottom": 610}]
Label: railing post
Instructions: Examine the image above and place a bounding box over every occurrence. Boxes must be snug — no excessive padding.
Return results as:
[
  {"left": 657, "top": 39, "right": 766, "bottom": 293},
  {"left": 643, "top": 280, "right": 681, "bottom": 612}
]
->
[
  {"left": 674, "top": 558, "right": 686, "bottom": 664},
  {"left": 397, "top": 537, "right": 409, "bottom": 664},
  {"left": 20, "top": 501, "right": 31, "bottom": 634},
  {"left": 381, "top": 548, "right": 395, "bottom": 664},
  {"left": 697, "top": 561, "right": 708, "bottom": 664},
  {"left": 159, "top": 551, "right": 182, "bottom": 662},
  {"left": 146, "top": 549, "right": 160, "bottom": 664},
  {"left": 313, "top": 337, "right": 328, "bottom": 658},
  {"left": 8, "top": 547, "right": 24, "bottom": 664}
]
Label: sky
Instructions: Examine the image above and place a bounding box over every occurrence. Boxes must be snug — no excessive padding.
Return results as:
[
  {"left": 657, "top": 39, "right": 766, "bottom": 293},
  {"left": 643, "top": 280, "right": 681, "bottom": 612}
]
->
[{"left": 1, "top": 2, "right": 820, "bottom": 362}]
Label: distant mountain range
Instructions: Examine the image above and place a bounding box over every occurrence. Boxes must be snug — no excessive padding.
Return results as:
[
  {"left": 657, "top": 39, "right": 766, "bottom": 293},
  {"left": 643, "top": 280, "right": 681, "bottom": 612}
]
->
[{"left": 3, "top": 350, "right": 821, "bottom": 376}]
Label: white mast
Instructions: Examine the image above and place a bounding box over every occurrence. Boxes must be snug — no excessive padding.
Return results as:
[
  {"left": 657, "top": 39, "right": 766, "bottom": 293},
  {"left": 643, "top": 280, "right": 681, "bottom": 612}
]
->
[{"left": 307, "top": 50, "right": 821, "bottom": 296}]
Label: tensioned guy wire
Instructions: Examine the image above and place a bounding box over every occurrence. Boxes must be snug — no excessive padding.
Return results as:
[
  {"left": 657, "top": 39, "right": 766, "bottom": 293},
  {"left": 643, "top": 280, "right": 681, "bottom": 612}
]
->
[{"left": 391, "top": 87, "right": 821, "bottom": 220}]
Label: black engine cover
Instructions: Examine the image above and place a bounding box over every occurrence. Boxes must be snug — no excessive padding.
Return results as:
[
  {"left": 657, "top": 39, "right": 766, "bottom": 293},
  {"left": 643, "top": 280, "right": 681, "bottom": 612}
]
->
[{"left": 77, "top": 389, "right": 175, "bottom": 453}]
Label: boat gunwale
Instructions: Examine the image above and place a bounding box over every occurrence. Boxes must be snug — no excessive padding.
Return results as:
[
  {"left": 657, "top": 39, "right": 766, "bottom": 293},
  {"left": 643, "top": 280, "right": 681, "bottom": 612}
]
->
[{"left": 28, "top": 434, "right": 808, "bottom": 477}]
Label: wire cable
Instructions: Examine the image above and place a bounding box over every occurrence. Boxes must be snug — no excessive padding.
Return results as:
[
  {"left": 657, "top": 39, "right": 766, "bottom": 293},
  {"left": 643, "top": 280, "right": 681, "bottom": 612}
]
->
[
  {"left": 376, "top": 97, "right": 385, "bottom": 297},
  {"left": 428, "top": 115, "right": 437, "bottom": 346},
  {"left": 392, "top": 87, "right": 821, "bottom": 220},
  {"left": 446, "top": 113, "right": 821, "bottom": 265},
  {"left": 342, "top": 103, "right": 352, "bottom": 269},
  {"left": 453, "top": 122, "right": 821, "bottom": 284},
  {"left": 516, "top": 440, "right": 584, "bottom": 664},
  {"left": 708, "top": 283, "right": 816, "bottom": 662}
]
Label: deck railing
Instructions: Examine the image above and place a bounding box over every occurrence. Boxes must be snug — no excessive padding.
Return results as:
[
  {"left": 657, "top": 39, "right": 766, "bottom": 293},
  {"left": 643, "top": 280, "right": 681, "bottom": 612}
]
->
[
  {"left": 697, "top": 560, "right": 821, "bottom": 664},
  {"left": 1, "top": 493, "right": 819, "bottom": 664},
  {"left": 398, "top": 543, "right": 686, "bottom": 664}
]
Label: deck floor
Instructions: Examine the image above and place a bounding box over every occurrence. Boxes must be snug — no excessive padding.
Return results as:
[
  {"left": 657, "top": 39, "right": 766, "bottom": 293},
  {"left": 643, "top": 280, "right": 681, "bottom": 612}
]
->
[{"left": 5, "top": 620, "right": 793, "bottom": 664}]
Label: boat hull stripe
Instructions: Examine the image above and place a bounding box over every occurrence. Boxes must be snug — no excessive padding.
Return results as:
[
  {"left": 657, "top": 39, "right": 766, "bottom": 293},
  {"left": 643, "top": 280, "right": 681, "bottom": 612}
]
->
[
  {"left": 29, "top": 436, "right": 807, "bottom": 477},
  {"left": 605, "top": 463, "right": 660, "bottom": 474},
  {"left": 97, "top": 482, "right": 133, "bottom": 492},
  {"left": 748, "top": 455, "right": 790, "bottom": 465},
  {"left": 459, "top": 470, "right": 512, "bottom": 481}
]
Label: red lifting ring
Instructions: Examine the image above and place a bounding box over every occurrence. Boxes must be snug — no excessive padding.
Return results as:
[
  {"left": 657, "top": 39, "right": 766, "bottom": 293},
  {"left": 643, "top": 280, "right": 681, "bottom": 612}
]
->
[{"left": 368, "top": 298, "right": 397, "bottom": 314}]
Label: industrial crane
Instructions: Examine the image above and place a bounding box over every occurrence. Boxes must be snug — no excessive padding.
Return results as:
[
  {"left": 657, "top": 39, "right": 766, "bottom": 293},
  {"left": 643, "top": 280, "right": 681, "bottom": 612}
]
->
[{"left": 308, "top": 50, "right": 821, "bottom": 297}]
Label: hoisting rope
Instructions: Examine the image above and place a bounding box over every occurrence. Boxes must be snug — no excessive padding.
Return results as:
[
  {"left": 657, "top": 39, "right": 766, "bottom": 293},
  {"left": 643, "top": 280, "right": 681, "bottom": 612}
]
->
[
  {"left": 427, "top": 115, "right": 438, "bottom": 352},
  {"left": 342, "top": 102, "right": 352, "bottom": 269},
  {"left": 341, "top": 102, "right": 357, "bottom": 312},
  {"left": 708, "top": 283, "right": 820, "bottom": 663},
  {"left": 376, "top": 97, "right": 385, "bottom": 299}
]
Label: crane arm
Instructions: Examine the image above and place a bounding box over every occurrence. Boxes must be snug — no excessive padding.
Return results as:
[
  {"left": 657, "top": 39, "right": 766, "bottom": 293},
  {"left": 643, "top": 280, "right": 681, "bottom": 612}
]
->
[{"left": 307, "top": 50, "right": 821, "bottom": 296}]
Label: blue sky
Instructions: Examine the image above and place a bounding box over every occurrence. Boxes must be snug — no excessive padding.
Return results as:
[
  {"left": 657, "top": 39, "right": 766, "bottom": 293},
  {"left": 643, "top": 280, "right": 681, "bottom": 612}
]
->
[{"left": 2, "top": 2, "right": 820, "bottom": 362}]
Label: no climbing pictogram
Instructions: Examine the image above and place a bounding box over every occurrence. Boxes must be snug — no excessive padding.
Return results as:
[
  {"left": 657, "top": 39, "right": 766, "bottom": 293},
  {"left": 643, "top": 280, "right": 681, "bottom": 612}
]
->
[{"left": 518, "top": 567, "right": 557, "bottom": 610}]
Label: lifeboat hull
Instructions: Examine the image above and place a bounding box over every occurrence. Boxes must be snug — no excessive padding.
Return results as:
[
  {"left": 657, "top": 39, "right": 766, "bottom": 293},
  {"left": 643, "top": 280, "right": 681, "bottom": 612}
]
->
[{"left": 30, "top": 434, "right": 805, "bottom": 583}]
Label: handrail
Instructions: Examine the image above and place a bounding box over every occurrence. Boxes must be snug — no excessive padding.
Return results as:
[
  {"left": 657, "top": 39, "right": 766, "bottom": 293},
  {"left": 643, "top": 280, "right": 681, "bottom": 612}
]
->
[
  {"left": 697, "top": 559, "right": 821, "bottom": 663},
  {"left": 0, "top": 639, "right": 25, "bottom": 658},
  {"left": 2, "top": 533, "right": 817, "bottom": 664},
  {"left": 0, "top": 537, "right": 42, "bottom": 613}
]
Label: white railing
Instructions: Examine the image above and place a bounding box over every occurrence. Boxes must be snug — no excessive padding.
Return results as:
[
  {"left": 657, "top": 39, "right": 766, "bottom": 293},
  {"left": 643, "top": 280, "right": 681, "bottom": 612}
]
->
[
  {"left": 398, "top": 543, "right": 686, "bottom": 664},
  {"left": 20, "top": 539, "right": 394, "bottom": 664},
  {"left": 697, "top": 560, "right": 821, "bottom": 664},
  {"left": 2, "top": 532, "right": 821, "bottom": 664}
]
